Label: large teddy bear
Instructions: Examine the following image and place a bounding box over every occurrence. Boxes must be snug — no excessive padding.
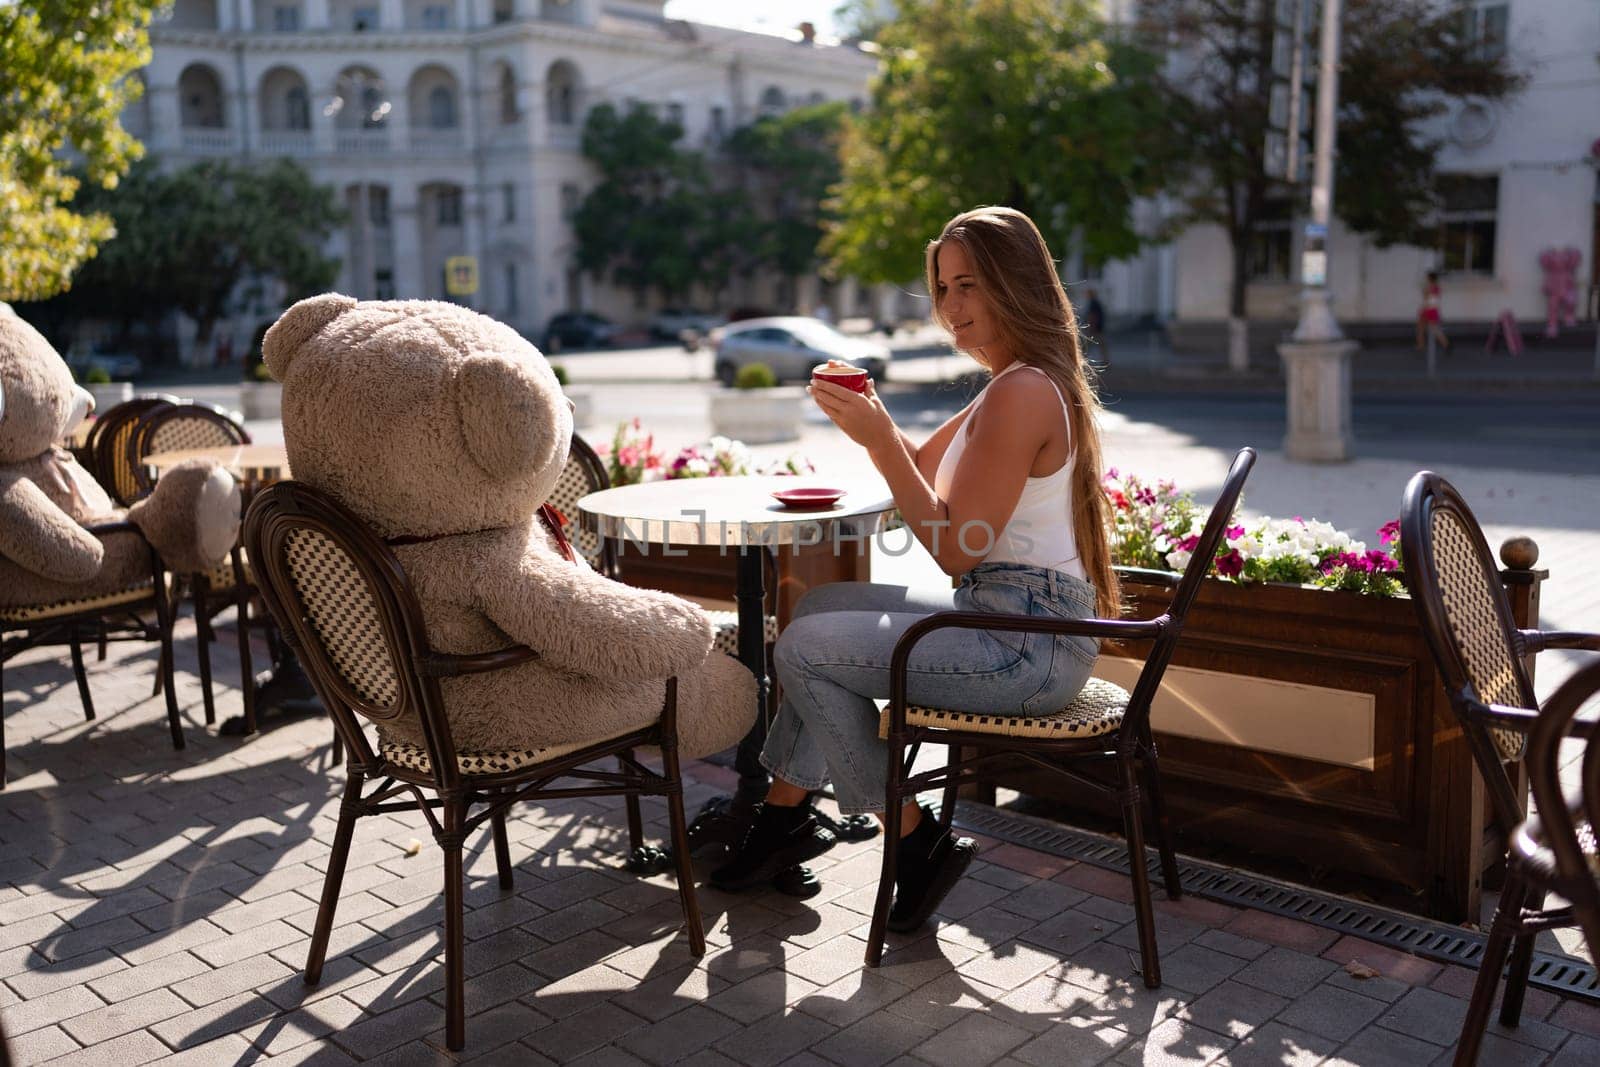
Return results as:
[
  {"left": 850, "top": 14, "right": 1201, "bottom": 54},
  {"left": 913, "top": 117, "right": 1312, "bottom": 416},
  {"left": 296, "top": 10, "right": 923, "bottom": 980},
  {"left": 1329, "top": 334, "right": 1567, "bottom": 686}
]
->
[
  {"left": 0, "top": 304, "right": 240, "bottom": 611},
  {"left": 261, "top": 295, "right": 755, "bottom": 758}
]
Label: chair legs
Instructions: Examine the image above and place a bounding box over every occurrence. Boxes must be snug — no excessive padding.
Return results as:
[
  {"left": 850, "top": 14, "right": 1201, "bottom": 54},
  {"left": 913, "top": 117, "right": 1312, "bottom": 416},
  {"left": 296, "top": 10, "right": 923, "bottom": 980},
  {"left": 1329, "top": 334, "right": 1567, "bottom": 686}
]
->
[
  {"left": 940, "top": 742, "right": 959, "bottom": 830},
  {"left": 1501, "top": 932, "right": 1537, "bottom": 1028},
  {"left": 1120, "top": 757, "right": 1163, "bottom": 989},
  {"left": 622, "top": 749, "right": 645, "bottom": 854},
  {"left": 491, "top": 808, "right": 514, "bottom": 891},
  {"left": 69, "top": 629, "right": 96, "bottom": 722},
  {"left": 658, "top": 719, "right": 706, "bottom": 957},
  {"left": 151, "top": 570, "right": 185, "bottom": 751},
  {"left": 865, "top": 736, "right": 907, "bottom": 968},
  {"left": 234, "top": 562, "right": 256, "bottom": 736},
  {"left": 1140, "top": 732, "right": 1182, "bottom": 901},
  {"left": 306, "top": 770, "right": 363, "bottom": 986},
  {"left": 191, "top": 578, "right": 217, "bottom": 727},
  {"left": 1456, "top": 866, "right": 1528, "bottom": 1065},
  {"left": 439, "top": 795, "right": 467, "bottom": 1052}
]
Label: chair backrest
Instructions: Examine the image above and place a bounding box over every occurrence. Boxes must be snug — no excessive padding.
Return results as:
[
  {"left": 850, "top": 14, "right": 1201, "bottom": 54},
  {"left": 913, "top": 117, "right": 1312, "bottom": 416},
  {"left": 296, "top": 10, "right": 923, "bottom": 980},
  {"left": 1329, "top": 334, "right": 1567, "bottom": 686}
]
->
[
  {"left": 1400, "top": 471, "right": 1533, "bottom": 833},
  {"left": 88, "top": 395, "right": 179, "bottom": 505},
  {"left": 1523, "top": 658, "right": 1600, "bottom": 959},
  {"left": 1123, "top": 447, "right": 1256, "bottom": 732},
  {"left": 129, "top": 402, "right": 251, "bottom": 495},
  {"left": 243, "top": 480, "right": 462, "bottom": 786},
  {"left": 549, "top": 433, "right": 613, "bottom": 574}
]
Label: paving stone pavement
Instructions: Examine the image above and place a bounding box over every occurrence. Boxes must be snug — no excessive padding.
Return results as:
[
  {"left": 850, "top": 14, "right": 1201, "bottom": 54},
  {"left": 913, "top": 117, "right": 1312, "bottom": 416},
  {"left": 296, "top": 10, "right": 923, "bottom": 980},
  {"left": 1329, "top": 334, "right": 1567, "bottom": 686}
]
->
[{"left": 3, "top": 620, "right": 1600, "bottom": 1065}]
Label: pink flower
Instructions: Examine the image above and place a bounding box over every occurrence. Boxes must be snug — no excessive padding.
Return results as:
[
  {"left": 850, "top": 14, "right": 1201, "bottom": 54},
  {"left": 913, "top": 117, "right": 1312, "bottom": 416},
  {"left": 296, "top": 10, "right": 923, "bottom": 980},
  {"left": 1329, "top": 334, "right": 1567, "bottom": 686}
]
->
[
  {"left": 618, "top": 446, "right": 639, "bottom": 467},
  {"left": 1175, "top": 534, "right": 1200, "bottom": 552},
  {"left": 1105, "top": 467, "right": 1120, "bottom": 480},
  {"left": 1365, "top": 549, "right": 1399, "bottom": 573},
  {"left": 1226, "top": 525, "right": 1245, "bottom": 540},
  {"left": 1378, "top": 519, "right": 1401, "bottom": 545},
  {"left": 1215, "top": 549, "right": 1244, "bottom": 578},
  {"left": 1135, "top": 487, "right": 1157, "bottom": 506}
]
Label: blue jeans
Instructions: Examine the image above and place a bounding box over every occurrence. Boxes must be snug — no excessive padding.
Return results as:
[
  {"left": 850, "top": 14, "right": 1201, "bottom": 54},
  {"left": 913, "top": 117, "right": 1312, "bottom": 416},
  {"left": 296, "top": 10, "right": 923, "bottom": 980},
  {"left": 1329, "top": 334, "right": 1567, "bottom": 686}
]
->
[{"left": 760, "top": 563, "right": 1100, "bottom": 814}]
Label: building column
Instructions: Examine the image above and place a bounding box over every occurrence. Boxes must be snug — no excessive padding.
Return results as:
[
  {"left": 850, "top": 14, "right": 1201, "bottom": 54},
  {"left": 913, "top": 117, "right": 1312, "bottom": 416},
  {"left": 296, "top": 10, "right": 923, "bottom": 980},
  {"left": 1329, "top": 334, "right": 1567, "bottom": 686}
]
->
[
  {"left": 381, "top": 0, "right": 405, "bottom": 30},
  {"left": 147, "top": 85, "right": 181, "bottom": 153},
  {"left": 464, "top": 186, "right": 488, "bottom": 310},
  {"left": 235, "top": 0, "right": 255, "bottom": 31},
  {"left": 306, "top": 0, "right": 330, "bottom": 29},
  {"left": 312, "top": 81, "right": 337, "bottom": 153},
  {"left": 454, "top": 0, "right": 472, "bottom": 29},
  {"left": 392, "top": 196, "right": 426, "bottom": 299},
  {"left": 216, "top": 0, "right": 235, "bottom": 31}
]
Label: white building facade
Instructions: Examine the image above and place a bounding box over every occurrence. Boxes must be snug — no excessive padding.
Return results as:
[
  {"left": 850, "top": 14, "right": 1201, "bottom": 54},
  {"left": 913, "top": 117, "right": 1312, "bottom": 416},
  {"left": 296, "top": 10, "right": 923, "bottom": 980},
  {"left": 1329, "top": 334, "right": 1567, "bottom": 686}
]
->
[
  {"left": 132, "top": 0, "right": 876, "bottom": 345},
  {"left": 1155, "top": 0, "right": 1600, "bottom": 348}
]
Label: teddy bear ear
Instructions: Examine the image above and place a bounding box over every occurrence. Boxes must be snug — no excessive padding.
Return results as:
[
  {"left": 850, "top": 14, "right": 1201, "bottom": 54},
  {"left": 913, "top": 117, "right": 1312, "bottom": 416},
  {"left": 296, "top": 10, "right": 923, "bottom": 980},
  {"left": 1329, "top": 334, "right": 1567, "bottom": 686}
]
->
[
  {"left": 452, "top": 356, "right": 551, "bottom": 477},
  {"left": 262, "top": 294, "right": 357, "bottom": 378}
]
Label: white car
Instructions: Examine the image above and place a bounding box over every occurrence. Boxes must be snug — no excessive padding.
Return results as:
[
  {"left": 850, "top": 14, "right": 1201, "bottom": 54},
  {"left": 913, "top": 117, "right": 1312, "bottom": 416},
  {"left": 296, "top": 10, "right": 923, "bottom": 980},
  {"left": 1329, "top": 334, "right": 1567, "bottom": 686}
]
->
[{"left": 713, "top": 316, "right": 890, "bottom": 386}]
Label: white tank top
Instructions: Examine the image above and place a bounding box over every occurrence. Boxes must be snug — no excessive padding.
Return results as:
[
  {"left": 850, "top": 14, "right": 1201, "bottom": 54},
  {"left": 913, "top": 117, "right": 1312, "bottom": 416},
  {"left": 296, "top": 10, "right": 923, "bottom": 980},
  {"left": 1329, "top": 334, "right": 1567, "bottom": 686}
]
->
[{"left": 933, "top": 363, "right": 1084, "bottom": 578}]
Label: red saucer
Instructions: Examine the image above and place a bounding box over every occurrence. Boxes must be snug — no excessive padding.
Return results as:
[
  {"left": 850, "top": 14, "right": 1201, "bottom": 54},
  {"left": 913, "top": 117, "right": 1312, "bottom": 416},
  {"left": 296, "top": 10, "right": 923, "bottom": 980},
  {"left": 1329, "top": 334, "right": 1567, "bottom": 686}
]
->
[{"left": 772, "top": 487, "right": 846, "bottom": 509}]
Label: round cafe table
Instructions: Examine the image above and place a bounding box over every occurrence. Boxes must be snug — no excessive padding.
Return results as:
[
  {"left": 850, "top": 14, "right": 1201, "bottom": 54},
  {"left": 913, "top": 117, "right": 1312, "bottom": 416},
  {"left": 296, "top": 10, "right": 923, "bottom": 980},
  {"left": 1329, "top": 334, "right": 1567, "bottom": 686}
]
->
[
  {"left": 141, "top": 443, "right": 290, "bottom": 487},
  {"left": 578, "top": 473, "right": 896, "bottom": 871}
]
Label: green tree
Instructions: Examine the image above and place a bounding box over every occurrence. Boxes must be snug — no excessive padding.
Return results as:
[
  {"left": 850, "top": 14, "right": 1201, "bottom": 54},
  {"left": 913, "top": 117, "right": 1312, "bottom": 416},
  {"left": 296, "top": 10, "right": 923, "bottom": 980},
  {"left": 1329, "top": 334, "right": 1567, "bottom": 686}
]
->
[
  {"left": 0, "top": 0, "right": 159, "bottom": 301},
  {"left": 1138, "top": 0, "right": 1523, "bottom": 365},
  {"left": 29, "top": 158, "right": 344, "bottom": 356},
  {"left": 725, "top": 101, "right": 848, "bottom": 291},
  {"left": 573, "top": 103, "right": 734, "bottom": 303},
  {"left": 822, "top": 0, "right": 1175, "bottom": 285}
]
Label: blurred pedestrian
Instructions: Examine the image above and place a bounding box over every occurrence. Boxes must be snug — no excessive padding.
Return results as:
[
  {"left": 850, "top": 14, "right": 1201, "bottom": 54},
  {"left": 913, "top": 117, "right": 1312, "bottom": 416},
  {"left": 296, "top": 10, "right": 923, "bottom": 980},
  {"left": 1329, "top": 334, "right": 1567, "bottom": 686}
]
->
[{"left": 1416, "top": 271, "right": 1449, "bottom": 353}]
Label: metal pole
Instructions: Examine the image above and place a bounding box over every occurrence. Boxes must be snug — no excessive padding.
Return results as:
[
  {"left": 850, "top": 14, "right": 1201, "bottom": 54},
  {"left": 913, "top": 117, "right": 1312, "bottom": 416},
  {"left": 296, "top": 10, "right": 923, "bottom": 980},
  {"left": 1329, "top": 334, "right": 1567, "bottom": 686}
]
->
[{"left": 1292, "top": 0, "right": 1344, "bottom": 343}]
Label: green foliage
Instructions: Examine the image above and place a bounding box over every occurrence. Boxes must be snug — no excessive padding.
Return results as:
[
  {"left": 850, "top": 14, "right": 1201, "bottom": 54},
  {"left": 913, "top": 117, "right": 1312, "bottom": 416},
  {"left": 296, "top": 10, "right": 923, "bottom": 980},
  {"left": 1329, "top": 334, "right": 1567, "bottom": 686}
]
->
[
  {"left": 726, "top": 102, "right": 847, "bottom": 281},
  {"left": 0, "top": 0, "right": 159, "bottom": 301},
  {"left": 823, "top": 0, "right": 1176, "bottom": 284},
  {"left": 550, "top": 363, "right": 569, "bottom": 387},
  {"left": 251, "top": 362, "right": 276, "bottom": 382},
  {"left": 574, "top": 103, "right": 744, "bottom": 302},
  {"left": 83, "top": 365, "right": 112, "bottom": 385},
  {"left": 1136, "top": 0, "right": 1524, "bottom": 314},
  {"left": 38, "top": 157, "right": 344, "bottom": 350},
  {"left": 734, "top": 363, "right": 778, "bottom": 390}
]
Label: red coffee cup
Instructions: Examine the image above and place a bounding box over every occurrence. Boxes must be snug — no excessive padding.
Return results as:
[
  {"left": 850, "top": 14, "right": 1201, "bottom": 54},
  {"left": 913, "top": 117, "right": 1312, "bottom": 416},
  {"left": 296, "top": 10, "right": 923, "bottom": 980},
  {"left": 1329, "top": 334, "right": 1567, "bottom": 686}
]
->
[{"left": 812, "top": 365, "right": 869, "bottom": 393}]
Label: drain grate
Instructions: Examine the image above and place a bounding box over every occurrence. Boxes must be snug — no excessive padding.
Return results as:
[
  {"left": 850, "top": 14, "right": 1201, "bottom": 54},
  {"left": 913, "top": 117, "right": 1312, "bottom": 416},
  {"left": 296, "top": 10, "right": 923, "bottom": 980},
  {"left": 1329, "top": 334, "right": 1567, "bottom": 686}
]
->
[{"left": 950, "top": 802, "right": 1600, "bottom": 1005}]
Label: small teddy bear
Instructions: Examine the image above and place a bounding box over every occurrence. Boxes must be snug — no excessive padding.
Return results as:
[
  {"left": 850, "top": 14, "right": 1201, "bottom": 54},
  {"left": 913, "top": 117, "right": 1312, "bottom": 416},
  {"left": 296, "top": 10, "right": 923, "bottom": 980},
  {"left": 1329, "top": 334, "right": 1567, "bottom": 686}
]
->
[
  {"left": 261, "top": 295, "right": 755, "bottom": 759},
  {"left": 0, "top": 304, "right": 240, "bottom": 613}
]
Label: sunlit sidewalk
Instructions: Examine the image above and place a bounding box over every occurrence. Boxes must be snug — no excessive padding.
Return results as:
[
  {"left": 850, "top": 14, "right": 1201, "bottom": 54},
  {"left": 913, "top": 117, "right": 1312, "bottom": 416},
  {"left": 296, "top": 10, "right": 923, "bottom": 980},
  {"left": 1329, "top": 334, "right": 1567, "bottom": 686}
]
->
[{"left": 2, "top": 617, "right": 1599, "bottom": 1065}]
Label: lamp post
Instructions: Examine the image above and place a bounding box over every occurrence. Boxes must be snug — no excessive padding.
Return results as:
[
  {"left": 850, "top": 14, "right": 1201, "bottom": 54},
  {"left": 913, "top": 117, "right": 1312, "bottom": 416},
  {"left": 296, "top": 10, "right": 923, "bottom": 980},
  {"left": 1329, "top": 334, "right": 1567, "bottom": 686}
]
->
[{"left": 1278, "top": 0, "right": 1356, "bottom": 462}]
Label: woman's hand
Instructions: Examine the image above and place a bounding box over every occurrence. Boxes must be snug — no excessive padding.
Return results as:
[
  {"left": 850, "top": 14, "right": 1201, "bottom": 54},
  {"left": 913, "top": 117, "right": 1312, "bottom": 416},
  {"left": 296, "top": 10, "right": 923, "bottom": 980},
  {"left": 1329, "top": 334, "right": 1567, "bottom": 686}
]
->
[{"left": 810, "top": 376, "right": 896, "bottom": 453}]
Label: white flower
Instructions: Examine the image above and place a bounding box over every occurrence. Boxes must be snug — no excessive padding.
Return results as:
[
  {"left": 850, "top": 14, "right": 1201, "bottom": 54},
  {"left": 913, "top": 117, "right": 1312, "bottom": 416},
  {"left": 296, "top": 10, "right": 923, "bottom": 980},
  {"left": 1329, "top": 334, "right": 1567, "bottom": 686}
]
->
[{"left": 1166, "top": 548, "right": 1193, "bottom": 572}]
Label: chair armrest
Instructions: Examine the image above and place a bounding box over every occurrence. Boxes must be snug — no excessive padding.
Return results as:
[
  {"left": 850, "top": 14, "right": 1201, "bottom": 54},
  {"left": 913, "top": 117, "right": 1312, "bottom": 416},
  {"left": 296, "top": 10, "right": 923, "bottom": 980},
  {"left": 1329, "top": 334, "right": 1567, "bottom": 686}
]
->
[
  {"left": 419, "top": 645, "right": 540, "bottom": 678},
  {"left": 1519, "top": 629, "right": 1600, "bottom": 654},
  {"left": 884, "top": 610, "right": 1167, "bottom": 733},
  {"left": 1465, "top": 697, "right": 1597, "bottom": 740}
]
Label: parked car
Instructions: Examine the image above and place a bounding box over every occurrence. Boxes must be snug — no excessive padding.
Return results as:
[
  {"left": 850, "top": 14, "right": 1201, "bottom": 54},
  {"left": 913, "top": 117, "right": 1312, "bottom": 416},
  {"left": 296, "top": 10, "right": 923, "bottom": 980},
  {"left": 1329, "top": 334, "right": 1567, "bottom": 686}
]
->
[
  {"left": 650, "top": 307, "right": 724, "bottom": 340},
  {"left": 64, "top": 342, "right": 143, "bottom": 381},
  {"left": 713, "top": 316, "right": 891, "bottom": 387},
  {"left": 541, "top": 312, "right": 620, "bottom": 353}
]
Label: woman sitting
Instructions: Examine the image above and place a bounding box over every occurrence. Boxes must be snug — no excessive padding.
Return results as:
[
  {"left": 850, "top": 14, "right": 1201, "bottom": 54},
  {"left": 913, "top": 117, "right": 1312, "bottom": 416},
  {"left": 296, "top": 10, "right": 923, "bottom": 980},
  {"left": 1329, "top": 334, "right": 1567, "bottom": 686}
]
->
[{"left": 711, "top": 206, "right": 1120, "bottom": 932}]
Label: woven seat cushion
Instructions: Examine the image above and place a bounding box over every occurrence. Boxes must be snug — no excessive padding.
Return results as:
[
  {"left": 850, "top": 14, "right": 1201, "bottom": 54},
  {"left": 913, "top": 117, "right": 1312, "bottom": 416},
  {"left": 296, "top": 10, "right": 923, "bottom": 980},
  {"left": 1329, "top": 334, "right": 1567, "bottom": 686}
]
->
[
  {"left": 378, "top": 731, "right": 628, "bottom": 776},
  {"left": 0, "top": 583, "right": 153, "bottom": 624},
  {"left": 877, "top": 676, "right": 1129, "bottom": 741},
  {"left": 708, "top": 610, "right": 779, "bottom": 658},
  {"left": 195, "top": 549, "right": 252, "bottom": 592}
]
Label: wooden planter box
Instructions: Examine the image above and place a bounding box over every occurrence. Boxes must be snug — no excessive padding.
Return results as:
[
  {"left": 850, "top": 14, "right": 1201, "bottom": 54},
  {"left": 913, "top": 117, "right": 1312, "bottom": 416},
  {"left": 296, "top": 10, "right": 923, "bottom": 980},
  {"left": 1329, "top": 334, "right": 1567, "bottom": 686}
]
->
[{"left": 984, "top": 564, "right": 1545, "bottom": 923}]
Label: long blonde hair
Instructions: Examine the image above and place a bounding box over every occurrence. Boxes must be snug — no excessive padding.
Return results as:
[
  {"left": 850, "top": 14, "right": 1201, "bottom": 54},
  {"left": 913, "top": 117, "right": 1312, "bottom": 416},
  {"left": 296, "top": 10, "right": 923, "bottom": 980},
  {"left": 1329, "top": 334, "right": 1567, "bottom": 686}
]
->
[{"left": 925, "top": 206, "right": 1120, "bottom": 618}]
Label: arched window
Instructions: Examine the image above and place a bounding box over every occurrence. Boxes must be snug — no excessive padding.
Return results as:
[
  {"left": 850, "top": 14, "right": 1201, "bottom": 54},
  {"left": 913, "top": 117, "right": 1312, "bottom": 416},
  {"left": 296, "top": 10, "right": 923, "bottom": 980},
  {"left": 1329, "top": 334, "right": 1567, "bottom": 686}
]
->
[
  {"left": 285, "top": 86, "right": 310, "bottom": 130},
  {"left": 361, "top": 85, "right": 387, "bottom": 128},
  {"left": 499, "top": 66, "right": 519, "bottom": 124},
  {"left": 427, "top": 86, "right": 456, "bottom": 128},
  {"left": 546, "top": 61, "right": 580, "bottom": 126},
  {"left": 178, "top": 65, "right": 227, "bottom": 128},
  {"left": 758, "top": 86, "right": 785, "bottom": 116}
]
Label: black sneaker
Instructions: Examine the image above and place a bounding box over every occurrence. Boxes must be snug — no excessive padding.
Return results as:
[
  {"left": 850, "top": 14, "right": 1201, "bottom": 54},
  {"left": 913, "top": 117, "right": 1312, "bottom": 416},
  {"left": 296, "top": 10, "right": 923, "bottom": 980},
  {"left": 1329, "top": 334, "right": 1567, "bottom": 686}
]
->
[
  {"left": 710, "top": 803, "right": 837, "bottom": 892},
  {"left": 888, "top": 819, "right": 976, "bottom": 933}
]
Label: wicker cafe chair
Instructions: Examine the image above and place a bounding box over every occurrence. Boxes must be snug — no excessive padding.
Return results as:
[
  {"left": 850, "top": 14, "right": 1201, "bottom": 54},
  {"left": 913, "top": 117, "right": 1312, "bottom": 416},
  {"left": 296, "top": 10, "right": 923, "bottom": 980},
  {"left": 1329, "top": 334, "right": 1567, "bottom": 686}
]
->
[
  {"left": 86, "top": 395, "right": 180, "bottom": 507},
  {"left": 1400, "top": 471, "right": 1600, "bottom": 1065},
  {"left": 1520, "top": 659, "right": 1600, "bottom": 965},
  {"left": 1, "top": 522, "right": 183, "bottom": 787},
  {"left": 866, "top": 446, "right": 1258, "bottom": 980},
  {"left": 243, "top": 480, "right": 706, "bottom": 1051},
  {"left": 550, "top": 432, "right": 779, "bottom": 657},
  {"left": 128, "top": 402, "right": 255, "bottom": 731}
]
